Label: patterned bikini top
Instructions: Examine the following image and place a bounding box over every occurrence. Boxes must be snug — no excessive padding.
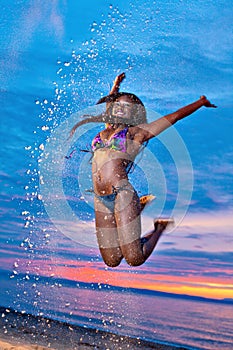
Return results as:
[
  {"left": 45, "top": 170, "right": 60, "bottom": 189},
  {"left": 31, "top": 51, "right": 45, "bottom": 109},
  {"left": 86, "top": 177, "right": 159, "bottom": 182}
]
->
[{"left": 92, "top": 127, "right": 128, "bottom": 153}]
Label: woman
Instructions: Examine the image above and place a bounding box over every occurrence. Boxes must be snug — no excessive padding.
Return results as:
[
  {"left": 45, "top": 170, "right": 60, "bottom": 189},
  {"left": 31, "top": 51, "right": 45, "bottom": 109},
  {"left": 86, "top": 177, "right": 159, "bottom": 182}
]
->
[{"left": 70, "top": 73, "right": 216, "bottom": 267}]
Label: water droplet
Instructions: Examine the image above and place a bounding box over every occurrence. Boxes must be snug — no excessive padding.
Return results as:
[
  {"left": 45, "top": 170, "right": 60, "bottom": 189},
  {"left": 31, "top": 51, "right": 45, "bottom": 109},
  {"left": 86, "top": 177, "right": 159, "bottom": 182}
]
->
[{"left": 24, "top": 221, "right": 30, "bottom": 228}]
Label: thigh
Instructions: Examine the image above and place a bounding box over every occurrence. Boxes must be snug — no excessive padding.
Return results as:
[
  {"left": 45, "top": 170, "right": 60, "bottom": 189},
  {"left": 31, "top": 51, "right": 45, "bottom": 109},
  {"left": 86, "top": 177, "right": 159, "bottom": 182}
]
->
[
  {"left": 94, "top": 196, "right": 123, "bottom": 266},
  {"left": 94, "top": 196, "right": 120, "bottom": 249},
  {"left": 115, "top": 187, "right": 142, "bottom": 246},
  {"left": 115, "top": 189, "right": 145, "bottom": 265}
]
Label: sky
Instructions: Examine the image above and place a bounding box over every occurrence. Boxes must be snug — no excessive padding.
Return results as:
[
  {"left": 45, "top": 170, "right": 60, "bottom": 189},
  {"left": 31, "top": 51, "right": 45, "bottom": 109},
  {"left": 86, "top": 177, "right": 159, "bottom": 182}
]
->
[{"left": 0, "top": 0, "right": 233, "bottom": 305}]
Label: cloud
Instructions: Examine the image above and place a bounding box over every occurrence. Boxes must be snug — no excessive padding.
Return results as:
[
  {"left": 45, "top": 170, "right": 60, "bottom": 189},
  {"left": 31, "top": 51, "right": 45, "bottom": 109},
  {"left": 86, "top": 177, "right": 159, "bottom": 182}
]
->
[
  {"left": 204, "top": 185, "right": 232, "bottom": 204},
  {"left": 0, "top": 2, "right": 65, "bottom": 89},
  {"left": 141, "top": 208, "right": 233, "bottom": 254},
  {"left": 1, "top": 213, "right": 232, "bottom": 301}
]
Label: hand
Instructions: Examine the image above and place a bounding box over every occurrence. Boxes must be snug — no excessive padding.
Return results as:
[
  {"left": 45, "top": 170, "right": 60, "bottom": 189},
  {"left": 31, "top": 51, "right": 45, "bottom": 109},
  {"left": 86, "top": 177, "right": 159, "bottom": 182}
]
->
[{"left": 200, "top": 95, "right": 217, "bottom": 108}]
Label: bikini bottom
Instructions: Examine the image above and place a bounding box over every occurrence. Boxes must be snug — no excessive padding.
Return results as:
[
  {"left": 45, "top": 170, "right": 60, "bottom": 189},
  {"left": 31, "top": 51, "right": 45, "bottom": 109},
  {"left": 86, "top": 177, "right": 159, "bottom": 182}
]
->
[{"left": 94, "top": 184, "right": 136, "bottom": 212}]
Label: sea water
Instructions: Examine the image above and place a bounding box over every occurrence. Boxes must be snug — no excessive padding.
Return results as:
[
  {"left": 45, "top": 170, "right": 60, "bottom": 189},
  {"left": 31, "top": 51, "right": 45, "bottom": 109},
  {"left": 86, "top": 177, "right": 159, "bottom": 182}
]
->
[
  {"left": 2, "top": 273, "right": 233, "bottom": 350},
  {"left": 1, "top": 2, "right": 233, "bottom": 350}
]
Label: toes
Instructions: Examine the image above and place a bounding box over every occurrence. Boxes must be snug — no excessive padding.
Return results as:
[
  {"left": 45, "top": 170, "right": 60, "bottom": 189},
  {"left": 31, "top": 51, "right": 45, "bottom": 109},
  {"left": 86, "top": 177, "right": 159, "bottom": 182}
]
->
[{"left": 154, "top": 218, "right": 174, "bottom": 230}]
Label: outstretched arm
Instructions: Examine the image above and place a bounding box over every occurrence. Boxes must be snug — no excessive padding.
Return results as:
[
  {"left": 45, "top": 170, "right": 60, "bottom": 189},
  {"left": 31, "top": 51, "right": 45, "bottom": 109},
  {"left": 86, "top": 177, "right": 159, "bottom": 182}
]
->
[
  {"left": 163, "top": 95, "right": 217, "bottom": 124},
  {"left": 133, "top": 95, "right": 217, "bottom": 143}
]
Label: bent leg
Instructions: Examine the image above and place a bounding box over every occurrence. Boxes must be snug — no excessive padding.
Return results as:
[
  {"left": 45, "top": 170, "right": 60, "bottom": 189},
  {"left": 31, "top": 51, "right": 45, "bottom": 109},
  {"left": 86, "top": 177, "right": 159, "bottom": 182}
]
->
[
  {"left": 141, "top": 218, "right": 174, "bottom": 259},
  {"left": 94, "top": 196, "right": 123, "bottom": 267},
  {"left": 115, "top": 187, "right": 173, "bottom": 266},
  {"left": 120, "top": 218, "right": 173, "bottom": 266}
]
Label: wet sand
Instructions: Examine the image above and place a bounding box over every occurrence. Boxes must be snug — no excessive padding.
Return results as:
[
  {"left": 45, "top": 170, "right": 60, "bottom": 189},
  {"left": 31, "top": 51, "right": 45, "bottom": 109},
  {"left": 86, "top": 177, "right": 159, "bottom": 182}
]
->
[{"left": 0, "top": 307, "right": 188, "bottom": 350}]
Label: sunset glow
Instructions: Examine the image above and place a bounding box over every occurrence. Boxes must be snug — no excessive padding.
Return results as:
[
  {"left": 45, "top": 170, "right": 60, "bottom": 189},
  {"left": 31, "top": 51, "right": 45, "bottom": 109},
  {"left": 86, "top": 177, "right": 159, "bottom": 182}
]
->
[{"left": 3, "top": 251, "right": 231, "bottom": 301}]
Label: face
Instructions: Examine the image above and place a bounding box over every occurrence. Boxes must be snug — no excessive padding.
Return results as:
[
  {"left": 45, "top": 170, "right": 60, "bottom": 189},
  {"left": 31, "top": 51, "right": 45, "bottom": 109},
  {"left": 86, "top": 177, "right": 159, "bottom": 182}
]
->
[{"left": 111, "top": 96, "right": 134, "bottom": 119}]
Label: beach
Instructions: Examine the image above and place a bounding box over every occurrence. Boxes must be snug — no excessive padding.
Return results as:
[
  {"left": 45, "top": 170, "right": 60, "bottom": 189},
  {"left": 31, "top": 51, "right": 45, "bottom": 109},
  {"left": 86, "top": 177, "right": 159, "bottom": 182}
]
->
[
  {"left": 1, "top": 1, "right": 232, "bottom": 350},
  {"left": 0, "top": 307, "right": 188, "bottom": 350}
]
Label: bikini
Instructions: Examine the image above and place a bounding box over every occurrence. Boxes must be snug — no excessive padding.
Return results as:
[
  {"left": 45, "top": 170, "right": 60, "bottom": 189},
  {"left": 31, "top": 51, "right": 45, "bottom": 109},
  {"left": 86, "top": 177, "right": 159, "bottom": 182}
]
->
[
  {"left": 92, "top": 127, "right": 129, "bottom": 153},
  {"left": 91, "top": 127, "right": 136, "bottom": 210}
]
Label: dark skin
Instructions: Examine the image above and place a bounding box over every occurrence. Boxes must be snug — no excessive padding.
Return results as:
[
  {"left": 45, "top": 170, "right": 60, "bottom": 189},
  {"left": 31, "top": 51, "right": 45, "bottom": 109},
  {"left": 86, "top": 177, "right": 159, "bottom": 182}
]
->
[{"left": 92, "top": 95, "right": 217, "bottom": 267}]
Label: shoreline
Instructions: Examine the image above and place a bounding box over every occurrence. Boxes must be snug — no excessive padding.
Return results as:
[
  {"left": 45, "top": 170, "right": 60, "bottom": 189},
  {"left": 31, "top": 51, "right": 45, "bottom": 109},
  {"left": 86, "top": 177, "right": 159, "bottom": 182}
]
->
[{"left": 0, "top": 307, "right": 189, "bottom": 350}]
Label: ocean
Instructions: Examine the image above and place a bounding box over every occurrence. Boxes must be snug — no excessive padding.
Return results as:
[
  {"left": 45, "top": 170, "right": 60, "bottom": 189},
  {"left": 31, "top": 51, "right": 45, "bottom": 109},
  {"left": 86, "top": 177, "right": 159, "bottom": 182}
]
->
[
  {"left": 1, "top": 270, "right": 233, "bottom": 350},
  {"left": 1, "top": 1, "right": 233, "bottom": 350}
]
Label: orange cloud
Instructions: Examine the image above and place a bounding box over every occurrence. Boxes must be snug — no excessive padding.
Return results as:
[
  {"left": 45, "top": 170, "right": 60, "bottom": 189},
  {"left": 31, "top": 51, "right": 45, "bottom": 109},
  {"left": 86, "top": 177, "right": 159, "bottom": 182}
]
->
[{"left": 15, "top": 255, "right": 232, "bottom": 300}]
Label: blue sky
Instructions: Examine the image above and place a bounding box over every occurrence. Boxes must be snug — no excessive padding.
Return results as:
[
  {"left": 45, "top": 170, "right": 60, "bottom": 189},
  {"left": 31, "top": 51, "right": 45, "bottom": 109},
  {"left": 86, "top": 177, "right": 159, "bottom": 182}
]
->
[{"left": 0, "top": 0, "right": 233, "bottom": 302}]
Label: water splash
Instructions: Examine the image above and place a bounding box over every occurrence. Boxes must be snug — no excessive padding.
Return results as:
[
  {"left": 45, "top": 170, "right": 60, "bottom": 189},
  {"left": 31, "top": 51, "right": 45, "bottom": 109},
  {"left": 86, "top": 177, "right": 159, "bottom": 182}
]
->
[{"left": 13, "top": 1, "right": 195, "bottom": 333}]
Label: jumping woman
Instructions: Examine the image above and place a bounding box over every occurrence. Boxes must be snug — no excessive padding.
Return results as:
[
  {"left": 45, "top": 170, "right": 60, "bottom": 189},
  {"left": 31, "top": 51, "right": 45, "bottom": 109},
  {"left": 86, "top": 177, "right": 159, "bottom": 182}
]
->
[{"left": 70, "top": 73, "right": 216, "bottom": 267}]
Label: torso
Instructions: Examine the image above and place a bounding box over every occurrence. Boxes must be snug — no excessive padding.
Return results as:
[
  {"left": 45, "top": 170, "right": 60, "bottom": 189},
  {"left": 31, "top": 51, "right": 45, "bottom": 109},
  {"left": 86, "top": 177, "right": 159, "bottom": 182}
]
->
[{"left": 92, "top": 126, "right": 142, "bottom": 195}]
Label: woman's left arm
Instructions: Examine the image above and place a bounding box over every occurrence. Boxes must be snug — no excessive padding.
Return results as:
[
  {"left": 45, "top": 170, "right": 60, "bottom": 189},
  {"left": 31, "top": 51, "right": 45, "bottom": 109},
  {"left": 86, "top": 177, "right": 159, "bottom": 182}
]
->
[
  {"left": 163, "top": 95, "right": 217, "bottom": 124},
  {"left": 133, "top": 95, "right": 217, "bottom": 143}
]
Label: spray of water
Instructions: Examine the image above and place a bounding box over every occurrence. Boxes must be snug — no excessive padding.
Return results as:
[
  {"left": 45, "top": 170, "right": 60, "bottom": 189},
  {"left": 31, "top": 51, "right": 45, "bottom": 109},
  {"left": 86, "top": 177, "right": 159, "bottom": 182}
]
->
[{"left": 8, "top": 4, "right": 194, "bottom": 342}]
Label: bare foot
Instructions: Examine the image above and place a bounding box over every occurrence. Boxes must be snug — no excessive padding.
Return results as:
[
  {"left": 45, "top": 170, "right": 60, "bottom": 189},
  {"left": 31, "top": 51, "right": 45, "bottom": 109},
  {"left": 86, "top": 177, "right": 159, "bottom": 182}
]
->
[
  {"left": 154, "top": 218, "right": 174, "bottom": 233},
  {"left": 140, "top": 194, "right": 156, "bottom": 211}
]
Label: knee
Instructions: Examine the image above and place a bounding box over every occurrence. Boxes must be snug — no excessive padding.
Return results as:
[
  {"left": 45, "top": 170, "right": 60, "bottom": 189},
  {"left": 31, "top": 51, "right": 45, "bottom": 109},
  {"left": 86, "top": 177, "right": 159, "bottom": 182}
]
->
[
  {"left": 121, "top": 242, "right": 145, "bottom": 266},
  {"left": 100, "top": 248, "right": 122, "bottom": 267},
  {"left": 103, "top": 257, "right": 121, "bottom": 267},
  {"left": 124, "top": 252, "right": 145, "bottom": 267}
]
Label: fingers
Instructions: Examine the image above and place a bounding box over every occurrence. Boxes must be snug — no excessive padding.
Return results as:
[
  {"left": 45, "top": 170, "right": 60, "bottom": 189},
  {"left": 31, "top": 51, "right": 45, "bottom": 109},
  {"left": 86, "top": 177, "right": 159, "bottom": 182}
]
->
[
  {"left": 211, "top": 103, "right": 217, "bottom": 108},
  {"left": 200, "top": 95, "right": 217, "bottom": 108},
  {"left": 207, "top": 102, "right": 217, "bottom": 108}
]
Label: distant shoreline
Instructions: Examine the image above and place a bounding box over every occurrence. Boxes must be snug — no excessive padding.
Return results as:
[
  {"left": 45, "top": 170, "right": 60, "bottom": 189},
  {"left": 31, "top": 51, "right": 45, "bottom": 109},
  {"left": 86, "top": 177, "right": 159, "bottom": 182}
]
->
[
  {"left": 4, "top": 269, "right": 233, "bottom": 306},
  {"left": 0, "top": 306, "right": 189, "bottom": 350},
  {"left": 78, "top": 281, "right": 233, "bottom": 305}
]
